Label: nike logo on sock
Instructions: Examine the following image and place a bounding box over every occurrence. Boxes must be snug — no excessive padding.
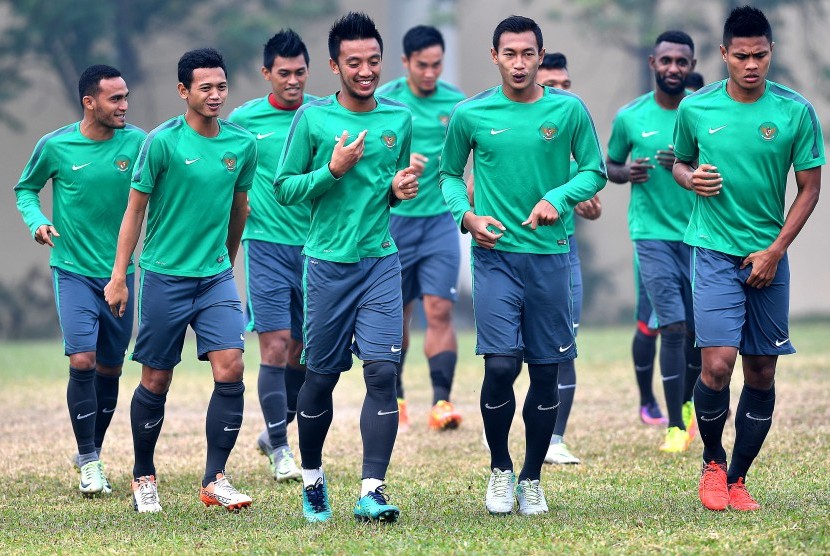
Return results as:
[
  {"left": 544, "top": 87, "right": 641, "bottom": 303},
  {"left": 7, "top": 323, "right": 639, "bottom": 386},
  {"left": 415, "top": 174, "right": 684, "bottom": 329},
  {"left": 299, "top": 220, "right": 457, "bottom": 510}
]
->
[
  {"left": 377, "top": 409, "right": 399, "bottom": 416},
  {"left": 537, "top": 402, "right": 561, "bottom": 411},
  {"left": 661, "top": 374, "right": 680, "bottom": 381},
  {"left": 300, "top": 410, "right": 328, "bottom": 419},
  {"left": 745, "top": 412, "right": 772, "bottom": 421},
  {"left": 557, "top": 384, "right": 576, "bottom": 390},
  {"left": 223, "top": 426, "right": 241, "bottom": 432},
  {"left": 102, "top": 408, "right": 115, "bottom": 414},
  {"left": 484, "top": 400, "right": 510, "bottom": 410},
  {"left": 144, "top": 417, "right": 164, "bottom": 429},
  {"left": 699, "top": 409, "right": 728, "bottom": 422},
  {"left": 634, "top": 365, "right": 652, "bottom": 372},
  {"left": 267, "top": 420, "right": 286, "bottom": 428},
  {"left": 76, "top": 412, "right": 95, "bottom": 420}
]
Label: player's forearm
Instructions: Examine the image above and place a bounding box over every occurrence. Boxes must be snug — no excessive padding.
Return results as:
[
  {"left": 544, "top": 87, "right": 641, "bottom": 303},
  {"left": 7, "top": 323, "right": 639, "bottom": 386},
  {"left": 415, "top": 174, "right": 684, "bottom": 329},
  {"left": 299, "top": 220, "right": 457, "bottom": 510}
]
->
[
  {"left": 672, "top": 160, "right": 695, "bottom": 190},
  {"left": 440, "top": 175, "right": 473, "bottom": 230},
  {"left": 275, "top": 165, "right": 338, "bottom": 206},
  {"left": 226, "top": 194, "right": 247, "bottom": 265},
  {"left": 606, "top": 160, "right": 630, "bottom": 184},
  {"left": 15, "top": 189, "right": 51, "bottom": 236},
  {"left": 768, "top": 168, "right": 821, "bottom": 255},
  {"left": 111, "top": 195, "right": 146, "bottom": 281},
  {"left": 543, "top": 169, "right": 606, "bottom": 217}
]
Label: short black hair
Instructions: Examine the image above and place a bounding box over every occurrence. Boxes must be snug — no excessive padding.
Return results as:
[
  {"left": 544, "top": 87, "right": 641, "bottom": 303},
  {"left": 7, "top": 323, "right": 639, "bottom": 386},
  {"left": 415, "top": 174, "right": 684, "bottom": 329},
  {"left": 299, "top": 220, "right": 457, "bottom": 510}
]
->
[
  {"left": 263, "top": 29, "right": 309, "bottom": 69},
  {"left": 178, "top": 47, "right": 227, "bottom": 90},
  {"left": 78, "top": 65, "right": 122, "bottom": 107},
  {"left": 723, "top": 5, "right": 772, "bottom": 46},
  {"left": 328, "top": 12, "right": 383, "bottom": 61},
  {"left": 685, "top": 71, "right": 705, "bottom": 90},
  {"left": 492, "top": 15, "right": 543, "bottom": 51},
  {"left": 540, "top": 52, "right": 567, "bottom": 70},
  {"left": 654, "top": 30, "right": 695, "bottom": 53},
  {"left": 402, "top": 25, "right": 444, "bottom": 58}
]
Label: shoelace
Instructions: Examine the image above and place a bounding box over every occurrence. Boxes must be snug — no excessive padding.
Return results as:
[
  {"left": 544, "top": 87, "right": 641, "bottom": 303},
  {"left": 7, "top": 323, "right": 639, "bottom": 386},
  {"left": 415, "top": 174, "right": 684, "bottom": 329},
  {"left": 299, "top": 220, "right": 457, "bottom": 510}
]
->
[
  {"left": 213, "top": 476, "right": 242, "bottom": 498},
  {"left": 367, "top": 485, "right": 391, "bottom": 505},
  {"left": 305, "top": 479, "right": 328, "bottom": 512},
  {"left": 138, "top": 478, "right": 159, "bottom": 506},
  {"left": 80, "top": 463, "right": 98, "bottom": 484},
  {"left": 701, "top": 463, "right": 726, "bottom": 489},
  {"left": 490, "top": 472, "right": 512, "bottom": 497},
  {"left": 522, "top": 482, "right": 543, "bottom": 505}
]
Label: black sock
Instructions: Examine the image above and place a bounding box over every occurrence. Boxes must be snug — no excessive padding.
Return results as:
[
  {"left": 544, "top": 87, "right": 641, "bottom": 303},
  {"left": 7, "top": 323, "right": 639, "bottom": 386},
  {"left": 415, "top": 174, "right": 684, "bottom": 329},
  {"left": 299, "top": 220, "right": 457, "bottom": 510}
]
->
[
  {"left": 481, "top": 355, "right": 519, "bottom": 471},
  {"left": 258, "top": 364, "right": 288, "bottom": 449},
  {"left": 395, "top": 348, "right": 407, "bottom": 399},
  {"left": 632, "top": 329, "right": 658, "bottom": 405},
  {"left": 68, "top": 367, "right": 97, "bottom": 459},
  {"left": 203, "top": 381, "right": 245, "bottom": 487},
  {"left": 553, "top": 359, "right": 575, "bottom": 438},
  {"left": 728, "top": 384, "right": 775, "bottom": 483},
  {"left": 519, "top": 364, "right": 559, "bottom": 482},
  {"left": 297, "top": 371, "right": 339, "bottom": 469},
  {"left": 361, "top": 361, "right": 399, "bottom": 479},
  {"left": 285, "top": 365, "right": 306, "bottom": 425},
  {"left": 131, "top": 384, "right": 167, "bottom": 478},
  {"left": 94, "top": 371, "right": 120, "bottom": 452},
  {"left": 693, "top": 378, "right": 729, "bottom": 464},
  {"left": 429, "top": 351, "right": 457, "bottom": 404},
  {"left": 659, "top": 329, "right": 686, "bottom": 429},
  {"left": 684, "top": 336, "right": 702, "bottom": 403}
]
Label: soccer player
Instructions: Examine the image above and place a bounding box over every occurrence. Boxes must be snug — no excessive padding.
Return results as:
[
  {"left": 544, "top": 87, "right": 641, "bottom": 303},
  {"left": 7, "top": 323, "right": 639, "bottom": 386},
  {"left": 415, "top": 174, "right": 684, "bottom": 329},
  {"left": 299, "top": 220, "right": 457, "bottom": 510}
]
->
[
  {"left": 104, "top": 48, "right": 257, "bottom": 513},
  {"left": 632, "top": 269, "right": 667, "bottom": 427},
  {"left": 228, "top": 29, "right": 315, "bottom": 483},
  {"left": 15, "top": 65, "right": 145, "bottom": 497},
  {"left": 673, "top": 5, "right": 824, "bottom": 511},
  {"left": 606, "top": 30, "right": 701, "bottom": 453},
  {"left": 440, "top": 15, "right": 606, "bottom": 515},
  {"left": 376, "top": 25, "right": 466, "bottom": 433},
  {"left": 535, "top": 51, "right": 603, "bottom": 465},
  {"left": 274, "top": 12, "right": 417, "bottom": 524}
]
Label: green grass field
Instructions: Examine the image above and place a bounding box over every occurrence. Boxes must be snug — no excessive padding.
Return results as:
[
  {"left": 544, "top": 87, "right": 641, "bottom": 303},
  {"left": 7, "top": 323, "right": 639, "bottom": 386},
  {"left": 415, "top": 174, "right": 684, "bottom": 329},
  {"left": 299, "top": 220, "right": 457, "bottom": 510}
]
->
[{"left": 1, "top": 323, "right": 829, "bottom": 554}]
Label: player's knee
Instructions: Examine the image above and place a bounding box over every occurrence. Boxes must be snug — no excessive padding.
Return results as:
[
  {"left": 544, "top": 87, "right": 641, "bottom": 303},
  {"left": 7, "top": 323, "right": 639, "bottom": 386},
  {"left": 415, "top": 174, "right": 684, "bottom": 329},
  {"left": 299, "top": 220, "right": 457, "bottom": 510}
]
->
[
  {"left": 68, "top": 352, "right": 96, "bottom": 371},
  {"left": 259, "top": 331, "right": 291, "bottom": 366},
  {"left": 141, "top": 370, "right": 173, "bottom": 395},
  {"left": 424, "top": 297, "right": 453, "bottom": 329},
  {"left": 303, "top": 370, "right": 340, "bottom": 397},
  {"left": 660, "top": 322, "right": 687, "bottom": 335},
  {"left": 527, "top": 363, "right": 558, "bottom": 390},
  {"left": 363, "top": 360, "right": 397, "bottom": 393},
  {"left": 484, "top": 355, "right": 519, "bottom": 387}
]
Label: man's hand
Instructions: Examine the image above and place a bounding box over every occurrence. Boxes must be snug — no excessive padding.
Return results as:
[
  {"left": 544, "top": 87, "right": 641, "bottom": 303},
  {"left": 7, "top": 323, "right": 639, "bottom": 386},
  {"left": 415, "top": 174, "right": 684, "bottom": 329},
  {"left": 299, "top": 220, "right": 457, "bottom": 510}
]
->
[
  {"left": 34, "top": 225, "right": 59, "bottom": 247},
  {"left": 742, "top": 248, "right": 783, "bottom": 289},
  {"left": 654, "top": 145, "right": 675, "bottom": 171},
  {"left": 328, "top": 130, "right": 367, "bottom": 178},
  {"left": 689, "top": 163, "right": 723, "bottom": 197},
  {"left": 104, "top": 277, "right": 129, "bottom": 318},
  {"left": 574, "top": 195, "right": 602, "bottom": 220},
  {"left": 409, "top": 153, "right": 428, "bottom": 177},
  {"left": 462, "top": 212, "right": 505, "bottom": 249},
  {"left": 392, "top": 166, "right": 419, "bottom": 200},
  {"left": 522, "top": 199, "right": 560, "bottom": 230},
  {"left": 629, "top": 157, "right": 655, "bottom": 183}
]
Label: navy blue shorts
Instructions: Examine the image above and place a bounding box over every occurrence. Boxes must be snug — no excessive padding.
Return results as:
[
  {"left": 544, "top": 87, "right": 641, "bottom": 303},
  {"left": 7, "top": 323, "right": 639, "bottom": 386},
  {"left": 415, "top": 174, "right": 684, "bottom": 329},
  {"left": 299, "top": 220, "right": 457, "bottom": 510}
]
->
[
  {"left": 389, "top": 212, "right": 460, "bottom": 305},
  {"left": 132, "top": 268, "right": 245, "bottom": 369},
  {"left": 633, "top": 258, "right": 657, "bottom": 329},
  {"left": 568, "top": 234, "right": 583, "bottom": 334},
  {"left": 635, "top": 240, "right": 694, "bottom": 329},
  {"left": 244, "top": 240, "right": 303, "bottom": 340},
  {"left": 302, "top": 254, "right": 403, "bottom": 374},
  {"left": 692, "top": 247, "right": 794, "bottom": 356},
  {"left": 52, "top": 267, "right": 134, "bottom": 366},
  {"left": 472, "top": 247, "right": 575, "bottom": 364}
]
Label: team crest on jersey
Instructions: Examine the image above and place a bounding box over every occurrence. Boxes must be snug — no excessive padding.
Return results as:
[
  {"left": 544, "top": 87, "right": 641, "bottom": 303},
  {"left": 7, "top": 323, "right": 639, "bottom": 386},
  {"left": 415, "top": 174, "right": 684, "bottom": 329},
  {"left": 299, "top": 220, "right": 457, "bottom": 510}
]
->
[
  {"left": 438, "top": 113, "right": 450, "bottom": 126},
  {"left": 539, "top": 122, "right": 558, "bottom": 141},
  {"left": 222, "top": 152, "right": 237, "bottom": 172},
  {"left": 113, "top": 155, "right": 131, "bottom": 172},
  {"left": 381, "top": 130, "right": 397, "bottom": 148},
  {"left": 759, "top": 122, "right": 778, "bottom": 141}
]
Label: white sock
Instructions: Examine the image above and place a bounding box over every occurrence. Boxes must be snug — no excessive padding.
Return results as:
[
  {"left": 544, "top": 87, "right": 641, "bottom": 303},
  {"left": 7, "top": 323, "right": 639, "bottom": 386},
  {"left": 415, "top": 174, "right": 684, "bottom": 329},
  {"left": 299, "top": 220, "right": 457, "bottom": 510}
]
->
[
  {"left": 361, "top": 477, "right": 383, "bottom": 496},
  {"left": 302, "top": 467, "right": 324, "bottom": 488}
]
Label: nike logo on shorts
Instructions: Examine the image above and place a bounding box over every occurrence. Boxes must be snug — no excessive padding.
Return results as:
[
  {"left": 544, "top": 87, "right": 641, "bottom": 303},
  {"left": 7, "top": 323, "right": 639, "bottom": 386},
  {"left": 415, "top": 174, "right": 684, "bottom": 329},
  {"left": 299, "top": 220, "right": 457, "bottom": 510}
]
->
[
  {"left": 391, "top": 346, "right": 402, "bottom": 353},
  {"left": 775, "top": 338, "right": 790, "bottom": 347},
  {"left": 300, "top": 410, "right": 328, "bottom": 419},
  {"left": 559, "top": 343, "right": 574, "bottom": 352},
  {"left": 484, "top": 400, "right": 510, "bottom": 410},
  {"left": 699, "top": 409, "right": 728, "bottom": 422}
]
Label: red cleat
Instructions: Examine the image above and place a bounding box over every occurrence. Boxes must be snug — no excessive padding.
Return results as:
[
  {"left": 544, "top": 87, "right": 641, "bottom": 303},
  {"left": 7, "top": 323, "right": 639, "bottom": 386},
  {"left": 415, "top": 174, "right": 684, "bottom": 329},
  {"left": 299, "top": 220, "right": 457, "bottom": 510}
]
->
[
  {"left": 728, "top": 477, "right": 761, "bottom": 511},
  {"left": 698, "top": 461, "right": 728, "bottom": 511}
]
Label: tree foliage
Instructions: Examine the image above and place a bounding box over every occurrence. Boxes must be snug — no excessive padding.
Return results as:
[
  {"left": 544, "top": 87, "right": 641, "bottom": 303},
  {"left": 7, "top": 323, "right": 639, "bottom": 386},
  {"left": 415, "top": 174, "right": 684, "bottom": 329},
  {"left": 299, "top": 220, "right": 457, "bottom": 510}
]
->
[{"left": 0, "top": 0, "right": 336, "bottom": 129}]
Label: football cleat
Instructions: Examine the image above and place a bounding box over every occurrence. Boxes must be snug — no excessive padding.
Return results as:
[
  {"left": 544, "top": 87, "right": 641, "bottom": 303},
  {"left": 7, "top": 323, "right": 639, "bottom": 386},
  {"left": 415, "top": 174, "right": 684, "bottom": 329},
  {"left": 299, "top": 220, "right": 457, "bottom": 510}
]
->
[
  {"left": 78, "top": 461, "right": 105, "bottom": 497},
  {"left": 199, "top": 473, "right": 252, "bottom": 511},
  {"left": 728, "top": 477, "right": 760, "bottom": 511},
  {"left": 353, "top": 485, "right": 400, "bottom": 523},
  {"left": 699, "top": 461, "right": 728, "bottom": 511},
  {"left": 544, "top": 442, "right": 581, "bottom": 464},
  {"left": 640, "top": 401, "right": 669, "bottom": 426},
  {"left": 428, "top": 400, "right": 462, "bottom": 430},
  {"left": 485, "top": 468, "right": 516, "bottom": 515},
  {"left": 659, "top": 426, "right": 692, "bottom": 453},
  {"left": 132, "top": 475, "right": 162, "bottom": 513},
  {"left": 397, "top": 398, "right": 410, "bottom": 433},
  {"left": 516, "top": 479, "right": 549, "bottom": 515},
  {"left": 302, "top": 477, "right": 333, "bottom": 523}
]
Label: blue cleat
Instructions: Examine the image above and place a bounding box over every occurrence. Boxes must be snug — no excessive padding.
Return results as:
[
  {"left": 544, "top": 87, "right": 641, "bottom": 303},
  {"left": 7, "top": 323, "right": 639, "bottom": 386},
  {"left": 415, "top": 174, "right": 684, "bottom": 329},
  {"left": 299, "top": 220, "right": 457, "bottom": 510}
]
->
[
  {"left": 353, "top": 485, "right": 400, "bottom": 523},
  {"left": 302, "top": 477, "right": 332, "bottom": 523}
]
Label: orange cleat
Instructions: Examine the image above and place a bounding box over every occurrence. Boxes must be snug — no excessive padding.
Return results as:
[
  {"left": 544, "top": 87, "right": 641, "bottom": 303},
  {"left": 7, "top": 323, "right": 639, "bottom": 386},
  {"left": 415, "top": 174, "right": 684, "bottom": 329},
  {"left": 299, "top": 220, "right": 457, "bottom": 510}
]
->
[
  {"left": 428, "top": 400, "right": 463, "bottom": 430},
  {"left": 397, "top": 398, "right": 410, "bottom": 433},
  {"left": 698, "top": 461, "right": 728, "bottom": 511},
  {"left": 728, "top": 478, "right": 760, "bottom": 511},
  {"left": 199, "top": 473, "right": 252, "bottom": 511}
]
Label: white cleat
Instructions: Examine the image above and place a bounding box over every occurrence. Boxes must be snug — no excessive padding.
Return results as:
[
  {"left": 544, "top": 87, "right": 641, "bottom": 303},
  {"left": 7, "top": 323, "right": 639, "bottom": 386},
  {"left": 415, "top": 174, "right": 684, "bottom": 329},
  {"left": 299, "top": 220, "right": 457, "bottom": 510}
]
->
[
  {"left": 485, "top": 468, "right": 516, "bottom": 515},
  {"left": 275, "top": 449, "right": 302, "bottom": 483},
  {"left": 199, "top": 473, "right": 252, "bottom": 511},
  {"left": 544, "top": 443, "right": 581, "bottom": 465},
  {"left": 132, "top": 475, "right": 162, "bottom": 513},
  {"left": 516, "top": 479, "right": 549, "bottom": 515}
]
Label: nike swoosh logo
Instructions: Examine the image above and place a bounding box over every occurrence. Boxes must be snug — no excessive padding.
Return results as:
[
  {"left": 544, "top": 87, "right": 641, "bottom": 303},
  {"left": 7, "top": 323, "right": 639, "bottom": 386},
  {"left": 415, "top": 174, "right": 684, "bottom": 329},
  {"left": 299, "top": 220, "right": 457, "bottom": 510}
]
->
[
  {"left": 557, "top": 384, "right": 576, "bottom": 390},
  {"left": 641, "top": 131, "right": 660, "bottom": 138},
  {"left": 256, "top": 132, "right": 275, "bottom": 140},
  {"left": 484, "top": 400, "right": 510, "bottom": 410},
  {"left": 745, "top": 412, "right": 772, "bottom": 421},
  {"left": 334, "top": 135, "right": 342, "bottom": 142},
  {"left": 76, "top": 412, "right": 95, "bottom": 420},
  {"left": 391, "top": 346, "right": 402, "bottom": 353},
  {"left": 300, "top": 410, "right": 328, "bottom": 419},
  {"left": 377, "top": 409, "right": 399, "bottom": 416},
  {"left": 537, "top": 402, "right": 561, "bottom": 411},
  {"left": 699, "top": 409, "right": 728, "bottom": 422},
  {"left": 559, "top": 343, "right": 574, "bottom": 353},
  {"left": 490, "top": 128, "right": 510, "bottom": 135},
  {"left": 775, "top": 338, "right": 790, "bottom": 347},
  {"left": 223, "top": 426, "right": 241, "bottom": 432},
  {"left": 185, "top": 158, "right": 201, "bottom": 165},
  {"left": 267, "top": 420, "right": 286, "bottom": 428},
  {"left": 661, "top": 374, "right": 681, "bottom": 381},
  {"left": 144, "top": 417, "right": 164, "bottom": 429},
  {"left": 708, "top": 125, "right": 728, "bottom": 134},
  {"left": 634, "top": 365, "right": 652, "bottom": 372},
  {"left": 72, "top": 163, "right": 91, "bottom": 171},
  {"left": 102, "top": 407, "right": 115, "bottom": 414}
]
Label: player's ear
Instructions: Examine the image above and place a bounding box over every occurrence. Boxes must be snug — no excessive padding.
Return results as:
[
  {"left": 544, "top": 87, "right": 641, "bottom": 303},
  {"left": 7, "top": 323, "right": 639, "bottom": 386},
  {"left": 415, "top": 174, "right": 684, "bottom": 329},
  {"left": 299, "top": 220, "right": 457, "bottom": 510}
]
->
[
  {"left": 329, "top": 58, "right": 339, "bottom": 75},
  {"left": 720, "top": 45, "right": 727, "bottom": 62},
  {"left": 177, "top": 82, "right": 189, "bottom": 100},
  {"left": 261, "top": 66, "right": 270, "bottom": 81},
  {"left": 490, "top": 47, "right": 498, "bottom": 65},
  {"left": 82, "top": 95, "right": 95, "bottom": 111}
]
